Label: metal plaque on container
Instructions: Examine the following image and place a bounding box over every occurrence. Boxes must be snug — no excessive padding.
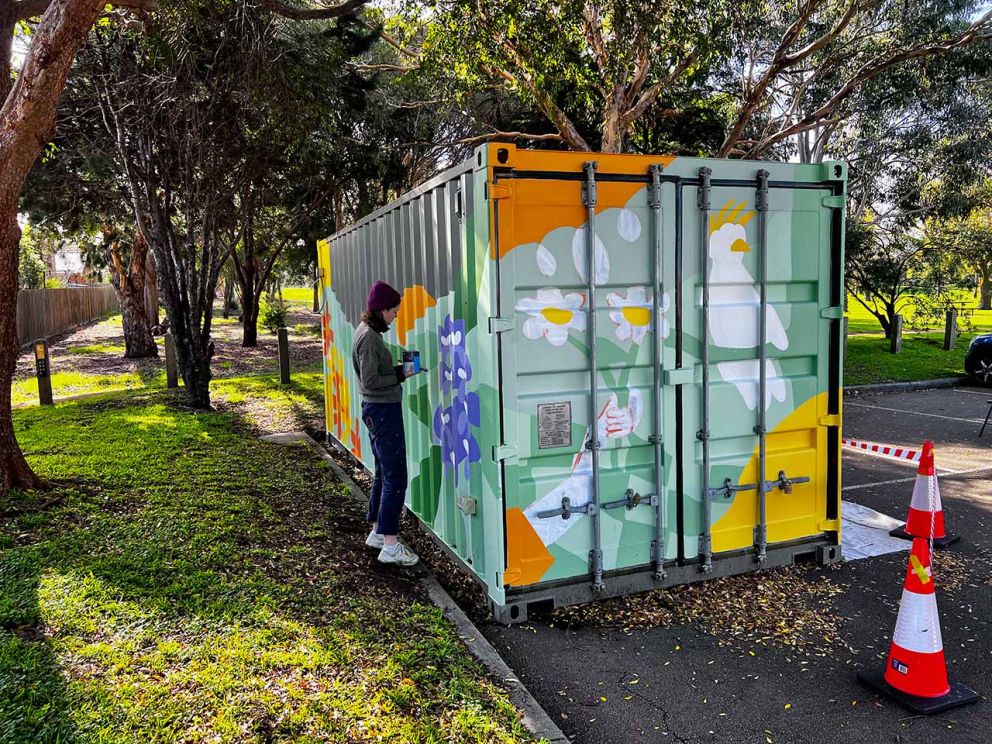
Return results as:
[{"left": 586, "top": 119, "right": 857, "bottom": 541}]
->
[{"left": 537, "top": 402, "right": 572, "bottom": 449}]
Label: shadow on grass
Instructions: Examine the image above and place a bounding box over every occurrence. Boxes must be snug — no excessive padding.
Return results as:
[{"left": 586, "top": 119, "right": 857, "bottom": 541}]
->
[{"left": 2, "top": 386, "right": 529, "bottom": 742}]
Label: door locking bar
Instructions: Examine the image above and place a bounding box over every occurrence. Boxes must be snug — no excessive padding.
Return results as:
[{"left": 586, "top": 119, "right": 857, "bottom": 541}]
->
[
  {"left": 601, "top": 488, "right": 658, "bottom": 511},
  {"left": 536, "top": 496, "right": 597, "bottom": 520},
  {"left": 706, "top": 479, "right": 757, "bottom": 500},
  {"left": 764, "top": 470, "right": 810, "bottom": 495}
]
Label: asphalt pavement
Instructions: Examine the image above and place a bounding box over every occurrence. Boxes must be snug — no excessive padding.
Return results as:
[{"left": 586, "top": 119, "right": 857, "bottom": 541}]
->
[{"left": 480, "top": 386, "right": 992, "bottom": 744}]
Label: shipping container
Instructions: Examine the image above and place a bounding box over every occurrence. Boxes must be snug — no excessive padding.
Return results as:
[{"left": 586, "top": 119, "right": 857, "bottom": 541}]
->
[{"left": 318, "top": 144, "right": 845, "bottom": 623}]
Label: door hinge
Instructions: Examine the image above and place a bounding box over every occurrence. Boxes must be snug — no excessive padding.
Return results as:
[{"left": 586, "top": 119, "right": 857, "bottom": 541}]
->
[
  {"left": 821, "top": 195, "right": 845, "bottom": 209},
  {"left": 820, "top": 306, "right": 844, "bottom": 319},
  {"left": 493, "top": 444, "right": 517, "bottom": 462},
  {"left": 489, "top": 316, "right": 514, "bottom": 334}
]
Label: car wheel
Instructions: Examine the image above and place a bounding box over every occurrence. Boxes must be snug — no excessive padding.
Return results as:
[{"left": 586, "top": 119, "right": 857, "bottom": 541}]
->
[{"left": 971, "top": 348, "right": 992, "bottom": 386}]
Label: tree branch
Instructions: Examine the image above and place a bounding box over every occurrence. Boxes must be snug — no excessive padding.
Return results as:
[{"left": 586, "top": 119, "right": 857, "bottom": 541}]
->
[
  {"left": 260, "top": 0, "right": 366, "bottom": 21},
  {"left": 360, "top": 18, "right": 418, "bottom": 59}
]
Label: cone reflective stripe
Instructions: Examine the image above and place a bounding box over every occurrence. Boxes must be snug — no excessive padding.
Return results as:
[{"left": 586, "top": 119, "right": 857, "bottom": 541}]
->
[
  {"left": 903, "top": 441, "right": 946, "bottom": 539},
  {"left": 883, "top": 539, "right": 950, "bottom": 698}
]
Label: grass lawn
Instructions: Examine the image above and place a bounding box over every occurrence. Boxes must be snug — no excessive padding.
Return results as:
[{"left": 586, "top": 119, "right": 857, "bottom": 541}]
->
[
  {"left": 845, "top": 291, "right": 992, "bottom": 334},
  {"left": 1, "top": 383, "right": 533, "bottom": 743},
  {"left": 844, "top": 331, "right": 979, "bottom": 386},
  {"left": 11, "top": 369, "right": 167, "bottom": 406}
]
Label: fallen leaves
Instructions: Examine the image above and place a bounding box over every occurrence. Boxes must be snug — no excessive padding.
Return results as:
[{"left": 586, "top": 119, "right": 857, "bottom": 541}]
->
[{"left": 549, "top": 565, "right": 849, "bottom": 654}]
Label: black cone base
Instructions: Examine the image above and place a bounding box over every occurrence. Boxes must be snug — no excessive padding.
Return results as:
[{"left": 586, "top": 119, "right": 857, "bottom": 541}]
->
[
  {"left": 857, "top": 670, "right": 980, "bottom": 714},
  {"left": 888, "top": 525, "right": 960, "bottom": 548}
]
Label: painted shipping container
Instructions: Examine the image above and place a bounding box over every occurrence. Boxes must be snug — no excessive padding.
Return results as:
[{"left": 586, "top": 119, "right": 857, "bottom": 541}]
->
[{"left": 318, "top": 144, "right": 845, "bottom": 623}]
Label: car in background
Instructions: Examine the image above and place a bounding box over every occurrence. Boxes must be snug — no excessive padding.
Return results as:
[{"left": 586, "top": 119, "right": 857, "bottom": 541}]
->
[{"left": 965, "top": 334, "right": 992, "bottom": 386}]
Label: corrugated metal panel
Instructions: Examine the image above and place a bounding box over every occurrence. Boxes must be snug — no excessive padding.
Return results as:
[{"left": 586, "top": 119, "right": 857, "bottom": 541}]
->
[{"left": 319, "top": 145, "right": 845, "bottom": 621}]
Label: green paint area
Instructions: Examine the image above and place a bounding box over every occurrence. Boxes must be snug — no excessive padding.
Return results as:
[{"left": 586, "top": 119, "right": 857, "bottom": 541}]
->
[
  {"left": 410, "top": 446, "right": 443, "bottom": 527},
  {"left": 2, "top": 386, "right": 533, "bottom": 743},
  {"left": 12, "top": 370, "right": 167, "bottom": 406},
  {"left": 845, "top": 332, "right": 979, "bottom": 386}
]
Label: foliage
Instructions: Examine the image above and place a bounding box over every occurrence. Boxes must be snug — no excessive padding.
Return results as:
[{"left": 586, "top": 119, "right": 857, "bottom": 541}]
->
[
  {"left": 2, "top": 387, "right": 533, "bottom": 742},
  {"left": 259, "top": 296, "right": 291, "bottom": 335},
  {"left": 404, "top": 0, "right": 992, "bottom": 156},
  {"left": 16, "top": 228, "right": 45, "bottom": 290}
]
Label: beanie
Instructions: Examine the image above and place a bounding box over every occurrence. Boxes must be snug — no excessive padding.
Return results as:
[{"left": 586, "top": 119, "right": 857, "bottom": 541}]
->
[{"left": 367, "top": 281, "right": 402, "bottom": 312}]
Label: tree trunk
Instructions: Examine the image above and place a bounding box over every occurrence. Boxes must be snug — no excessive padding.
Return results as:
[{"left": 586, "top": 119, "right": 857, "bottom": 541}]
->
[
  {"left": 144, "top": 252, "right": 159, "bottom": 328},
  {"left": 0, "top": 214, "right": 46, "bottom": 493},
  {"left": 107, "top": 233, "right": 157, "bottom": 358},
  {"left": 0, "top": 0, "right": 109, "bottom": 495},
  {"left": 223, "top": 278, "right": 235, "bottom": 319},
  {"left": 979, "top": 265, "right": 992, "bottom": 311},
  {"left": 241, "top": 292, "right": 259, "bottom": 347},
  {"left": 120, "top": 289, "right": 157, "bottom": 358}
]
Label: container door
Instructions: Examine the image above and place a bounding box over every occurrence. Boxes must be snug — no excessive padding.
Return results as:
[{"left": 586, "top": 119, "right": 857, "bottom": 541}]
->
[
  {"left": 493, "top": 167, "right": 678, "bottom": 591},
  {"left": 679, "top": 172, "right": 839, "bottom": 565}
]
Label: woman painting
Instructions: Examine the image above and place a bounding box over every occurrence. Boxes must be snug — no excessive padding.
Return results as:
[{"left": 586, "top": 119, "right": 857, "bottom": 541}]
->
[{"left": 351, "top": 281, "right": 421, "bottom": 566}]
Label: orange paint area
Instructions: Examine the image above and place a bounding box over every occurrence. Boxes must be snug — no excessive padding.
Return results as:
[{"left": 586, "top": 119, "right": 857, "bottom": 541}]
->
[
  {"left": 395, "top": 284, "right": 437, "bottom": 346},
  {"left": 327, "top": 344, "right": 353, "bottom": 447},
  {"left": 503, "top": 508, "right": 555, "bottom": 587},
  {"left": 488, "top": 144, "right": 676, "bottom": 259}
]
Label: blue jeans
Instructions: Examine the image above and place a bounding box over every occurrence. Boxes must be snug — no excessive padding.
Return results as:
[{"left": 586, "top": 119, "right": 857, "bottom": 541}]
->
[{"left": 361, "top": 401, "right": 407, "bottom": 535}]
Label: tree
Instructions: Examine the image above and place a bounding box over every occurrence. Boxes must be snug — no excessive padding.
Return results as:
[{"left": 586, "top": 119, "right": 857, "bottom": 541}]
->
[
  {"left": 1, "top": 0, "right": 155, "bottom": 494},
  {"left": 22, "top": 109, "right": 162, "bottom": 357},
  {"left": 17, "top": 223, "right": 45, "bottom": 288},
  {"left": 408, "top": 1, "right": 992, "bottom": 157},
  {"left": 845, "top": 216, "right": 926, "bottom": 338}
]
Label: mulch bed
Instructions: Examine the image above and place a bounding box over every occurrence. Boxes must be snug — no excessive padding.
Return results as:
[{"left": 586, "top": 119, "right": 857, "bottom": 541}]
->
[{"left": 15, "top": 306, "right": 323, "bottom": 383}]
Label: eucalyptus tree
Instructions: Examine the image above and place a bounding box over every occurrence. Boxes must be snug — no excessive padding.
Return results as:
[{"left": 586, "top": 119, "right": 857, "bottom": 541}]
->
[{"left": 408, "top": 1, "right": 991, "bottom": 157}]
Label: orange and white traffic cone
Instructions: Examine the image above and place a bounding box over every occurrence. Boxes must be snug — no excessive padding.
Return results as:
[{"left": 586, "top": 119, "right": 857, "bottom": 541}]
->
[
  {"left": 857, "top": 538, "right": 979, "bottom": 713},
  {"left": 889, "top": 441, "right": 959, "bottom": 547}
]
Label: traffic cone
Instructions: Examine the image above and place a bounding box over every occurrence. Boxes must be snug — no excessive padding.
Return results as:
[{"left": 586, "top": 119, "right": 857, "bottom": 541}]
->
[
  {"left": 889, "top": 441, "right": 960, "bottom": 547},
  {"left": 857, "top": 538, "right": 979, "bottom": 713}
]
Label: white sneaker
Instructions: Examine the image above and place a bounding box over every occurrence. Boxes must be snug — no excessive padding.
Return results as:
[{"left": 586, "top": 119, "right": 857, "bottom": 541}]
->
[
  {"left": 378, "top": 542, "right": 419, "bottom": 566},
  {"left": 365, "top": 531, "right": 384, "bottom": 549}
]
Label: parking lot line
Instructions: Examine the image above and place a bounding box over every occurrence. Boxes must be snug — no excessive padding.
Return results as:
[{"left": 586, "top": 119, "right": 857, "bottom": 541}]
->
[
  {"left": 842, "top": 465, "right": 992, "bottom": 492},
  {"left": 845, "top": 401, "right": 986, "bottom": 424},
  {"left": 953, "top": 388, "right": 992, "bottom": 397}
]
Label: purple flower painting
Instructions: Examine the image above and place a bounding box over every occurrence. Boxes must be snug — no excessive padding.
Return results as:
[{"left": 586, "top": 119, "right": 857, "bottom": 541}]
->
[{"left": 434, "top": 314, "right": 481, "bottom": 484}]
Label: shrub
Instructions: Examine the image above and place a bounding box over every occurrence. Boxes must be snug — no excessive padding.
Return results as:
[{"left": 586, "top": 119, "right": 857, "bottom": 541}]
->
[{"left": 259, "top": 296, "right": 290, "bottom": 335}]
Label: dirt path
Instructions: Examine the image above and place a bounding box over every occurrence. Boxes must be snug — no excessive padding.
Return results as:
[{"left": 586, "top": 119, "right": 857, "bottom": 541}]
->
[{"left": 15, "top": 303, "right": 323, "bottom": 384}]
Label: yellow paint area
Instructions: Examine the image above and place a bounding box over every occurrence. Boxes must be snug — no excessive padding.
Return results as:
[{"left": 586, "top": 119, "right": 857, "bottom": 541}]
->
[
  {"left": 487, "top": 144, "right": 676, "bottom": 259},
  {"left": 541, "top": 307, "right": 574, "bottom": 325},
  {"left": 712, "top": 392, "right": 841, "bottom": 552},
  {"left": 503, "top": 508, "right": 555, "bottom": 587},
  {"left": 621, "top": 306, "right": 651, "bottom": 326},
  {"left": 709, "top": 200, "right": 755, "bottom": 235},
  {"left": 395, "top": 284, "right": 437, "bottom": 346},
  {"left": 730, "top": 238, "right": 750, "bottom": 253}
]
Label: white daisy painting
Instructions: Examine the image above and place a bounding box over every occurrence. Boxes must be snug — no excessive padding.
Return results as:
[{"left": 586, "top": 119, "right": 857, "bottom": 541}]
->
[
  {"left": 606, "top": 286, "right": 670, "bottom": 344},
  {"left": 516, "top": 288, "right": 587, "bottom": 347}
]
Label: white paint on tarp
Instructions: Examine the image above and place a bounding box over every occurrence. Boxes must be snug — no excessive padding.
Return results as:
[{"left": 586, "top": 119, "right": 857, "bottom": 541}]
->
[{"left": 841, "top": 500, "right": 908, "bottom": 561}]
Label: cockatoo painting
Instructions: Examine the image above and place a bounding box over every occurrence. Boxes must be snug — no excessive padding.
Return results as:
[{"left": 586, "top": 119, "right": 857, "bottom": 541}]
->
[
  {"left": 524, "top": 390, "right": 643, "bottom": 546},
  {"left": 706, "top": 200, "right": 789, "bottom": 411}
]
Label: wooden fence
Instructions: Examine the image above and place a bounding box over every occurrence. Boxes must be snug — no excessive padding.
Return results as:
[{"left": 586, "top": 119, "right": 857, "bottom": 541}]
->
[{"left": 17, "top": 286, "right": 119, "bottom": 346}]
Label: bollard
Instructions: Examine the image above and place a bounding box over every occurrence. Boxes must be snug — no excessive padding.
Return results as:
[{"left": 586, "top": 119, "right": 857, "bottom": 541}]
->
[
  {"left": 278, "top": 327, "right": 291, "bottom": 384},
  {"left": 889, "top": 314, "right": 903, "bottom": 354},
  {"left": 164, "top": 333, "right": 179, "bottom": 389},
  {"left": 33, "top": 339, "right": 54, "bottom": 406},
  {"left": 943, "top": 308, "right": 957, "bottom": 351}
]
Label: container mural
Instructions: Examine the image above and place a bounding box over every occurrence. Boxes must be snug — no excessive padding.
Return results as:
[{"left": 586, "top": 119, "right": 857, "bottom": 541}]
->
[{"left": 319, "top": 145, "right": 846, "bottom": 622}]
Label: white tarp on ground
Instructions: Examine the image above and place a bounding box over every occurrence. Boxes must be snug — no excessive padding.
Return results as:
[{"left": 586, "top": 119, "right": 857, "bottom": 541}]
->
[{"left": 841, "top": 500, "right": 909, "bottom": 561}]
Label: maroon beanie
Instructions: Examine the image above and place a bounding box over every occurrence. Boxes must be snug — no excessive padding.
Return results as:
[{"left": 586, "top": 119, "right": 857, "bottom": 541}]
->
[{"left": 367, "top": 281, "right": 402, "bottom": 311}]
